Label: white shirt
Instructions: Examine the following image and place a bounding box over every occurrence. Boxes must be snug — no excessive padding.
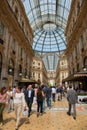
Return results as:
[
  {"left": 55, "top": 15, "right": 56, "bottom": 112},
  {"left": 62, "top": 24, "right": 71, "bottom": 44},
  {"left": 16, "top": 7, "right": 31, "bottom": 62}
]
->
[
  {"left": 7, "top": 91, "right": 13, "bottom": 97},
  {"left": 28, "top": 90, "right": 31, "bottom": 98},
  {"left": 14, "top": 92, "right": 26, "bottom": 106},
  {"left": 52, "top": 87, "right": 56, "bottom": 94}
]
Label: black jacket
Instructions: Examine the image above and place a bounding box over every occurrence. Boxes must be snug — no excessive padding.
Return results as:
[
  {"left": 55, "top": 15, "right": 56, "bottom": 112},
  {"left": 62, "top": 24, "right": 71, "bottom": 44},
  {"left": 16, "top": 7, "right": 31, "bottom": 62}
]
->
[{"left": 24, "top": 89, "right": 34, "bottom": 104}]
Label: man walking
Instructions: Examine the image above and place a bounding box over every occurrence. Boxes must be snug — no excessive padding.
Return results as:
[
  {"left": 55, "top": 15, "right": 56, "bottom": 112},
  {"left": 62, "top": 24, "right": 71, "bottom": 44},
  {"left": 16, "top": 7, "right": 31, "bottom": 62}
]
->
[
  {"left": 25, "top": 84, "right": 34, "bottom": 117},
  {"left": 67, "top": 85, "right": 78, "bottom": 120}
]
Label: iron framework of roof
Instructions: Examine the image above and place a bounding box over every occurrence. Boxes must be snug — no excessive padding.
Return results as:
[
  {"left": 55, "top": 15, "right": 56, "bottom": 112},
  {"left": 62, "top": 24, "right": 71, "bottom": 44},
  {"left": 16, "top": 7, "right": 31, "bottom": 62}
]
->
[{"left": 22, "top": 0, "right": 72, "bottom": 70}]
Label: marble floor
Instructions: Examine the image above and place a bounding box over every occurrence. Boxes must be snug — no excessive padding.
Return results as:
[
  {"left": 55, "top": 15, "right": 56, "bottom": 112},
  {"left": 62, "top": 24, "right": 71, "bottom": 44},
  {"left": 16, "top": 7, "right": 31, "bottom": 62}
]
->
[{"left": 1, "top": 98, "right": 87, "bottom": 130}]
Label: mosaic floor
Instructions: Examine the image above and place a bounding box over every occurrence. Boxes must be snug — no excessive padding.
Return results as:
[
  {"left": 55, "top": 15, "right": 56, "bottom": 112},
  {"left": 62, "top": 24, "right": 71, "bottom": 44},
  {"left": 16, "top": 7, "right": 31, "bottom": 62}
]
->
[{"left": 0, "top": 98, "right": 87, "bottom": 130}]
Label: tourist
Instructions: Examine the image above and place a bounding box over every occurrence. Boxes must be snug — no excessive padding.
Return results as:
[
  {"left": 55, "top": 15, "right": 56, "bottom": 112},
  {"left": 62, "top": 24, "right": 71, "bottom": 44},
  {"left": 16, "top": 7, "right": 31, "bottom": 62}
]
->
[
  {"left": 67, "top": 85, "right": 78, "bottom": 120},
  {"left": 24, "top": 84, "right": 34, "bottom": 117},
  {"left": 13, "top": 86, "right": 26, "bottom": 130},
  {"left": 0, "top": 87, "right": 7, "bottom": 126},
  {"left": 36, "top": 86, "right": 45, "bottom": 117}
]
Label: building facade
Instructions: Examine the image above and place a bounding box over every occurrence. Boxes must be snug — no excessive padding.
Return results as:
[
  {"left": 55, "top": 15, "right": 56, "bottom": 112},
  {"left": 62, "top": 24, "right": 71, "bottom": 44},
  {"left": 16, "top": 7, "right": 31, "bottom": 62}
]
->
[
  {"left": 55, "top": 53, "right": 68, "bottom": 86},
  {"left": 47, "top": 71, "right": 56, "bottom": 86},
  {"left": 0, "top": 0, "right": 34, "bottom": 87},
  {"left": 31, "top": 57, "right": 48, "bottom": 85},
  {"left": 65, "top": 0, "right": 87, "bottom": 89}
]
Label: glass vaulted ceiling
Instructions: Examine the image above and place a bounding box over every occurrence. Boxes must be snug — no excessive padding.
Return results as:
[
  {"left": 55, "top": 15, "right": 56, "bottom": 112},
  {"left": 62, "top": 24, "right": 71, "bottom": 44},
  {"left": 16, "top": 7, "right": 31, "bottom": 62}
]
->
[{"left": 22, "top": 0, "right": 72, "bottom": 71}]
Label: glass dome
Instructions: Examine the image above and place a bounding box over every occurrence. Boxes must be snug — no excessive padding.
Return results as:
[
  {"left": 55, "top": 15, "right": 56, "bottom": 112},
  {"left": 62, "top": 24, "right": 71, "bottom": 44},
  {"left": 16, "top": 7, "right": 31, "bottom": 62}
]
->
[
  {"left": 22, "top": 0, "right": 72, "bottom": 70},
  {"left": 33, "top": 26, "right": 66, "bottom": 53},
  {"left": 43, "top": 23, "right": 56, "bottom": 32}
]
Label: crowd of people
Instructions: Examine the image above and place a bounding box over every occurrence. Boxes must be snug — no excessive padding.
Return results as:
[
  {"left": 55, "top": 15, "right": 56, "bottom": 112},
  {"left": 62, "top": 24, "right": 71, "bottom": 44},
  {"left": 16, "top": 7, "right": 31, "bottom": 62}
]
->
[{"left": 0, "top": 84, "right": 78, "bottom": 130}]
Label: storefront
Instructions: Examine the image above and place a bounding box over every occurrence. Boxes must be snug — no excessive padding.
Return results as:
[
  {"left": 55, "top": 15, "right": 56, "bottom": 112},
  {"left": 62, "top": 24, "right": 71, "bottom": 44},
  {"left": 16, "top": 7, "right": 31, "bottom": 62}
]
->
[{"left": 62, "top": 71, "right": 87, "bottom": 90}]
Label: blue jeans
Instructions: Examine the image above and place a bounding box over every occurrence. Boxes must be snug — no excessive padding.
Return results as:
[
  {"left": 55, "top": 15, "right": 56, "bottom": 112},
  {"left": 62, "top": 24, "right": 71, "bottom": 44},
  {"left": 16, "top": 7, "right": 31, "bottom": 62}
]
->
[
  {"left": 42, "top": 99, "right": 45, "bottom": 112},
  {"left": 46, "top": 97, "right": 51, "bottom": 108}
]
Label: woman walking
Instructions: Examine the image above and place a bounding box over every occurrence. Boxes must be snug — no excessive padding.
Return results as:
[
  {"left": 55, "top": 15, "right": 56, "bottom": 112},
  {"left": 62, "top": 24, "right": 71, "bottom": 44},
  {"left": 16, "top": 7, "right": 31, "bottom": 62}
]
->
[
  {"left": 36, "top": 87, "right": 44, "bottom": 117},
  {"left": 13, "top": 86, "right": 26, "bottom": 130},
  {"left": 7, "top": 86, "right": 14, "bottom": 112},
  {"left": 0, "top": 87, "right": 7, "bottom": 126}
]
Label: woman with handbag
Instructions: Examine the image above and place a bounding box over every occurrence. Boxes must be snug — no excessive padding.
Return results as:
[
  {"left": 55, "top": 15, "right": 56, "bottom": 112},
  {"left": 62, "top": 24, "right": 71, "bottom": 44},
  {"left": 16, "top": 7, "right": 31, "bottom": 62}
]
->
[
  {"left": 13, "top": 86, "right": 26, "bottom": 130},
  {"left": 36, "top": 86, "right": 45, "bottom": 117}
]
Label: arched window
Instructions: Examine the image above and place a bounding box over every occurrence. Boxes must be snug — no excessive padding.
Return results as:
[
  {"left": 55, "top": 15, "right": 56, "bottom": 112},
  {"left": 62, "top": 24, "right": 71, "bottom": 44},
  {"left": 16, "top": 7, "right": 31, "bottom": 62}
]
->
[
  {"left": 80, "top": 36, "right": 84, "bottom": 52},
  {"left": 0, "top": 22, "right": 4, "bottom": 44},
  {"left": 0, "top": 22, "right": 4, "bottom": 37},
  {"left": 77, "top": 2, "right": 80, "bottom": 15},
  {"left": 22, "top": 21, "right": 24, "bottom": 29},
  {"left": 15, "top": 7, "right": 19, "bottom": 19},
  {"left": 0, "top": 53, "right": 2, "bottom": 79}
]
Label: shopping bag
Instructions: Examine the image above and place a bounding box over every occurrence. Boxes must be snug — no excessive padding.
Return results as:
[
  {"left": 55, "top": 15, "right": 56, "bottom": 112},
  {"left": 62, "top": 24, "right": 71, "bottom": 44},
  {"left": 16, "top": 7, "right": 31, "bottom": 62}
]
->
[{"left": 22, "top": 107, "right": 28, "bottom": 116}]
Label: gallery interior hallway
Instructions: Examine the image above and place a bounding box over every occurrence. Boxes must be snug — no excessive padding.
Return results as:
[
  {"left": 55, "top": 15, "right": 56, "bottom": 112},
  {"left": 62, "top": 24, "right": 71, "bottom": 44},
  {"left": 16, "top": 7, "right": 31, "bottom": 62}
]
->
[{"left": 1, "top": 97, "right": 87, "bottom": 130}]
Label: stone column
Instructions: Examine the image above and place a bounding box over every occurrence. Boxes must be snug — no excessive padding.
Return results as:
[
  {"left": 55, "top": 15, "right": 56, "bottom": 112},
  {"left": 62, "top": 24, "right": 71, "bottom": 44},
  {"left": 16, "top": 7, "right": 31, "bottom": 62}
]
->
[
  {"left": 13, "top": 42, "right": 19, "bottom": 86},
  {"left": 1, "top": 63, "right": 8, "bottom": 88},
  {"left": 13, "top": 65, "right": 18, "bottom": 86}
]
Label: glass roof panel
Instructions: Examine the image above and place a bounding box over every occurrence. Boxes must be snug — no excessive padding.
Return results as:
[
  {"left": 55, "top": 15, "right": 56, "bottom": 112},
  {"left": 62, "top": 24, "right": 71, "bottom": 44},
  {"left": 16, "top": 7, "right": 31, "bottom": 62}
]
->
[{"left": 22, "top": 0, "right": 72, "bottom": 70}]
